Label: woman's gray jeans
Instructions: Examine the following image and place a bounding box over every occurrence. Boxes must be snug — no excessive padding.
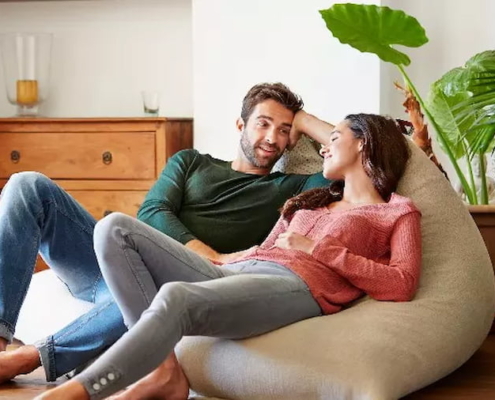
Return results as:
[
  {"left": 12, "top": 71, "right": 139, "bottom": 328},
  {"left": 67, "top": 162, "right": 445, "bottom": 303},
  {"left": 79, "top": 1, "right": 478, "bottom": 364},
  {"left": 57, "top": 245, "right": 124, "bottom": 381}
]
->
[{"left": 77, "top": 213, "right": 322, "bottom": 400}]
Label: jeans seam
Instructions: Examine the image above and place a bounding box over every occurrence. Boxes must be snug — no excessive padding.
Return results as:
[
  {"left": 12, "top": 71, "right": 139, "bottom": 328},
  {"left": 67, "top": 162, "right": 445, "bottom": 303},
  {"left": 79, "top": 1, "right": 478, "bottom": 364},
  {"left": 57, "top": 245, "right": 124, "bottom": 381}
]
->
[
  {"left": 40, "top": 197, "right": 97, "bottom": 298},
  {"left": 36, "top": 336, "right": 56, "bottom": 381},
  {"left": 0, "top": 320, "right": 15, "bottom": 340},
  {"left": 121, "top": 233, "right": 153, "bottom": 307},
  {"left": 124, "top": 231, "right": 220, "bottom": 280},
  {"left": 53, "top": 301, "right": 114, "bottom": 343},
  {"left": 11, "top": 215, "right": 41, "bottom": 320},
  {"left": 90, "top": 275, "right": 103, "bottom": 303},
  {"left": 43, "top": 192, "right": 94, "bottom": 236}
]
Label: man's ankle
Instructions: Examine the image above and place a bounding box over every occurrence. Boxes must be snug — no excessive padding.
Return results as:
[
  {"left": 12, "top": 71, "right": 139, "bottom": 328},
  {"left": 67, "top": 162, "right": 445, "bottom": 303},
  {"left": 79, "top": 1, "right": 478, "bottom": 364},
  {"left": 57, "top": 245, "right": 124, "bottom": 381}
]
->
[{"left": 0, "top": 338, "right": 8, "bottom": 352}]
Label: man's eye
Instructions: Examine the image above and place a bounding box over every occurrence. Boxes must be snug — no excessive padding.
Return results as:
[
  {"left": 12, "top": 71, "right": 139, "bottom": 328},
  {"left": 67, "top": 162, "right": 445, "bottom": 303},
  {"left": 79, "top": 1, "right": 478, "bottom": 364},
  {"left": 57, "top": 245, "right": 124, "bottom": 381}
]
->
[
  {"left": 258, "top": 121, "right": 268, "bottom": 127},
  {"left": 280, "top": 129, "right": 290, "bottom": 135}
]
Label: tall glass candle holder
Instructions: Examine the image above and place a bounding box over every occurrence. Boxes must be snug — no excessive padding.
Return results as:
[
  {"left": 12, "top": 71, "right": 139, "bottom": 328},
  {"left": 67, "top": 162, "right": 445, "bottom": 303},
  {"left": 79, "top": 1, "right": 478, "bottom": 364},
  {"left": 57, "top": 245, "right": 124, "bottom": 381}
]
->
[{"left": 0, "top": 33, "right": 53, "bottom": 117}]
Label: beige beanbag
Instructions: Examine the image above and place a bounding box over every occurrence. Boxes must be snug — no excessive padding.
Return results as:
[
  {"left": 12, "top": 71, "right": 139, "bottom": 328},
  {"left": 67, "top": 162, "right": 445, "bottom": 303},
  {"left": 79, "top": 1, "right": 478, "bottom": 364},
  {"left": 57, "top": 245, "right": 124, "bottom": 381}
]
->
[
  {"left": 176, "top": 141, "right": 495, "bottom": 399},
  {"left": 272, "top": 135, "right": 323, "bottom": 175}
]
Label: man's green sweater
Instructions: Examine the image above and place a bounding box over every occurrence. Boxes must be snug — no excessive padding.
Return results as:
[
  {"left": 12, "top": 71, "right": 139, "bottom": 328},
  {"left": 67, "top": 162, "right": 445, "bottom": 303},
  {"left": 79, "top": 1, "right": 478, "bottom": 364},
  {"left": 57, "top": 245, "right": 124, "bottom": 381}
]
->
[{"left": 137, "top": 149, "right": 329, "bottom": 254}]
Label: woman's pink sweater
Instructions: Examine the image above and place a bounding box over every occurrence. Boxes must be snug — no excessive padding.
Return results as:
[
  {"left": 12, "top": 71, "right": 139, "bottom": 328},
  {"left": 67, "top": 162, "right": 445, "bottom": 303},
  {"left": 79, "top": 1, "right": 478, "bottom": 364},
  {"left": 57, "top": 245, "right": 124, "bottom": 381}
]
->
[{"left": 235, "top": 193, "right": 422, "bottom": 314}]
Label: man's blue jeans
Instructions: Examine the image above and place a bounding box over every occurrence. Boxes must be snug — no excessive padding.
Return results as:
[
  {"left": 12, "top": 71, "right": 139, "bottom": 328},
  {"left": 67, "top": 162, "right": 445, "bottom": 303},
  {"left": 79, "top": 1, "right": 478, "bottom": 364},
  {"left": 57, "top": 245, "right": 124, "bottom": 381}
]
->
[{"left": 0, "top": 172, "right": 126, "bottom": 381}]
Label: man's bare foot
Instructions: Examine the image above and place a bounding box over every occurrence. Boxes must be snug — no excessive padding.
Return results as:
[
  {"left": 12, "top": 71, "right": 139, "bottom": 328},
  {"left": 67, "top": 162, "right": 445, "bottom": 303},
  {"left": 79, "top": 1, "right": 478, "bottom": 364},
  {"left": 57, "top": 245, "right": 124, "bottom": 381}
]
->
[
  {"left": 107, "top": 353, "right": 189, "bottom": 400},
  {"left": 33, "top": 380, "right": 89, "bottom": 400},
  {"left": 0, "top": 344, "right": 40, "bottom": 383}
]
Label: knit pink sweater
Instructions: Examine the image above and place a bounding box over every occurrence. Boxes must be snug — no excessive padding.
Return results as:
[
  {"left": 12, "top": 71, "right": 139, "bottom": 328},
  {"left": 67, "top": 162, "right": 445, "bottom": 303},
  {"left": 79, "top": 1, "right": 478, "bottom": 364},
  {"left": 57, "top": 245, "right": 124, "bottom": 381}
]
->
[{"left": 234, "top": 193, "right": 422, "bottom": 314}]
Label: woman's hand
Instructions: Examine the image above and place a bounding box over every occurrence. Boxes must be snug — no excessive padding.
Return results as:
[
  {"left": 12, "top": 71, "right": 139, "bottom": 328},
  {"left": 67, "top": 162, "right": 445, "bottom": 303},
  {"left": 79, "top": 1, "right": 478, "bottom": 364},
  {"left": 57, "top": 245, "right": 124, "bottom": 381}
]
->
[{"left": 274, "top": 232, "right": 316, "bottom": 254}]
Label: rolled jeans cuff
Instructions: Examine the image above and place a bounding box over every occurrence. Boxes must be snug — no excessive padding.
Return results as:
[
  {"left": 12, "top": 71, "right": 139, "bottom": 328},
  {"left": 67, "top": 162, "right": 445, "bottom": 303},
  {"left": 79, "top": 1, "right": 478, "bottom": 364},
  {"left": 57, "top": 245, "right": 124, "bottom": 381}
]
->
[
  {"left": 0, "top": 320, "right": 14, "bottom": 343},
  {"left": 35, "top": 336, "right": 57, "bottom": 382}
]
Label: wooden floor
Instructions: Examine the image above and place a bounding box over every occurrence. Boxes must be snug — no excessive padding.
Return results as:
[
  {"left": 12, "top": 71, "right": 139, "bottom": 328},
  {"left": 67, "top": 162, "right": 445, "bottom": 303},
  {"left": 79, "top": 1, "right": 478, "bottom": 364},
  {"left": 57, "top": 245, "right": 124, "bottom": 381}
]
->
[{"left": 2, "top": 336, "right": 495, "bottom": 400}]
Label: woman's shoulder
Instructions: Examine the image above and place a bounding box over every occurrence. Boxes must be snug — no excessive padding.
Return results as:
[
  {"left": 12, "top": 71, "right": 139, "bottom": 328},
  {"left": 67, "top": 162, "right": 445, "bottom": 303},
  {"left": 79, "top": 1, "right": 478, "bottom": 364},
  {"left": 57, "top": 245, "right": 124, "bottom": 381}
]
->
[{"left": 388, "top": 193, "right": 421, "bottom": 216}]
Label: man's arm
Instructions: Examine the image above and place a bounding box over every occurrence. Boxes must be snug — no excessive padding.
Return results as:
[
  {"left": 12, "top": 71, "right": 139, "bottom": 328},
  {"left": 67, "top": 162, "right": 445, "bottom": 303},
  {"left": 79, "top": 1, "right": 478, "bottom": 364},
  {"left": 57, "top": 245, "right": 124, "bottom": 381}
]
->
[
  {"left": 137, "top": 150, "right": 199, "bottom": 244},
  {"left": 138, "top": 150, "right": 246, "bottom": 263},
  {"left": 289, "top": 110, "right": 335, "bottom": 149}
]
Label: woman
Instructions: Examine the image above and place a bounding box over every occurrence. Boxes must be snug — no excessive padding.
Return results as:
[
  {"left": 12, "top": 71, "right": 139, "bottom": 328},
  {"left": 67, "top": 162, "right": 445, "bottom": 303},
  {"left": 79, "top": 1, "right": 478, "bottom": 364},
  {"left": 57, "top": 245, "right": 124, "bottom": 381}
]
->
[{"left": 37, "top": 113, "right": 421, "bottom": 400}]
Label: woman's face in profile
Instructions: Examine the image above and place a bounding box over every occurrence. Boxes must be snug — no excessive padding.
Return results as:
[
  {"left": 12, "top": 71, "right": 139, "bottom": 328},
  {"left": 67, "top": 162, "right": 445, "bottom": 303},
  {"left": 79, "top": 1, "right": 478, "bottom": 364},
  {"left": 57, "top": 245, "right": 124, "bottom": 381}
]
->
[{"left": 320, "top": 120, "right": 363, "bottom": 180}]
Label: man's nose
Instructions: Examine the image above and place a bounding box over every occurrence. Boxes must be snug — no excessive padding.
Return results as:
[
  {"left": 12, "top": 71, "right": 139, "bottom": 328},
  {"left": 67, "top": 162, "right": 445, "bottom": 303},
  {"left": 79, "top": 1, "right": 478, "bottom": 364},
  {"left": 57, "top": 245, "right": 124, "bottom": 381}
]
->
[{"left": 265, "top": 128, "right": 277, "bottom": 144}]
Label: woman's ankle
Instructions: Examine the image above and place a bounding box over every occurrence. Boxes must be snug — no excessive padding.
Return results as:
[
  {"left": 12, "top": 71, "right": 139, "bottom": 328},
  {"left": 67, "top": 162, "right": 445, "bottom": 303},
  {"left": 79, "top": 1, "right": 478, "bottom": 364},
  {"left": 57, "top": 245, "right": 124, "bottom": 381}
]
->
[{"left": 0, "top": 338, "right": 8, "bottom": 352}]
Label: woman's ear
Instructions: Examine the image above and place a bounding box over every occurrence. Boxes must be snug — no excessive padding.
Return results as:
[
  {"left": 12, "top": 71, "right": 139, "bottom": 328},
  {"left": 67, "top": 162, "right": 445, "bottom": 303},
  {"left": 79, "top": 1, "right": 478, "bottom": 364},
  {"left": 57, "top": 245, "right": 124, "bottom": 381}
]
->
[
  {"left": 236, "top": 117, "right": 245, "bottom": 133},
  {"left": 358, "top": 140, "right": 364, "bottom": 152}
]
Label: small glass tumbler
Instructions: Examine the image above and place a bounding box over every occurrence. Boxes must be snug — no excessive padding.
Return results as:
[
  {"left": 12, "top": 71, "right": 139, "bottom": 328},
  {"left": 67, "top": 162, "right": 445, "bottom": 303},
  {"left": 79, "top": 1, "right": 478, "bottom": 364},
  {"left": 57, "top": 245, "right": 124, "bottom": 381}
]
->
[{"left": 141, "top": 90, "right": 160, "bottom": 117}]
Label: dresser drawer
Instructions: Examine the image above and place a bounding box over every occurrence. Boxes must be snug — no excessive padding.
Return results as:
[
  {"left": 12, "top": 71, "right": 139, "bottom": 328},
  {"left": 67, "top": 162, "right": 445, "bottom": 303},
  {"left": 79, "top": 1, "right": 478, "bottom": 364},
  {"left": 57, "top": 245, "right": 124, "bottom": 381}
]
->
[
  {"left": 0, "top": 132, "right": 156, "bottom": 180},
  {"left": 68, "top": 190, "right": 148, "bottom": 220}
]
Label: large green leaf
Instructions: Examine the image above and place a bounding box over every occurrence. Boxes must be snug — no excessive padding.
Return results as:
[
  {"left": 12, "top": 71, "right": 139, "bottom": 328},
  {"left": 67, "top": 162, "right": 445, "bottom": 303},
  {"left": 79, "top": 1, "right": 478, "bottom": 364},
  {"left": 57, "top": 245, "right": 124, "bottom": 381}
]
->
[
  {"left": 319, "top": 4, "right": 428, "bottom": 66},
  {"left": 429, "top": 51, "right": 495, "bottom": 161},
  {"left": 451, "top": 51, "right": 495, "bottom": 153},
  {"left": 466, "top": 50, "right": 495, "bottom": 73},
  {"left": 428, "top": 83, "right": 474, "bottom": 159}
]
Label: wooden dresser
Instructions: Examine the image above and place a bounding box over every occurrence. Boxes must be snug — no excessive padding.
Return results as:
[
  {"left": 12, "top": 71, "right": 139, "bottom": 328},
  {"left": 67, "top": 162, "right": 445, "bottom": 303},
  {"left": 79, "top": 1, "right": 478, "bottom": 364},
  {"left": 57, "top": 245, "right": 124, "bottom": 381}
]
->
[{"left": 0, "top": 117, "right": 193, "bottom": 270}]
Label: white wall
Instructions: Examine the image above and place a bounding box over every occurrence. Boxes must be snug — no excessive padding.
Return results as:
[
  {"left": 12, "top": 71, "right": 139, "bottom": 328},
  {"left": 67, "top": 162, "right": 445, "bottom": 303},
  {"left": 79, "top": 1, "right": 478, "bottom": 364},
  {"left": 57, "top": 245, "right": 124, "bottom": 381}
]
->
[
  {"left": 192, "top": 0, "right": 381, "bottom": 160},
  {"left": 380, "top": 0, "right": 495, "bottom": 183},
  {"left": 0, "top": 0, "right": 193, "bottom": 118}
]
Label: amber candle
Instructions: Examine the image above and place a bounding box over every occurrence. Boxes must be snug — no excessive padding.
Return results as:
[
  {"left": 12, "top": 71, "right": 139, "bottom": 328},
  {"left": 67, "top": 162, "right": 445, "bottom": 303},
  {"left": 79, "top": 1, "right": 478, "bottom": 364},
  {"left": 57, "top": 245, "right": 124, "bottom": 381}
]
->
[{"left": 16, "top": 80, "right": 39, "bottom": 105}]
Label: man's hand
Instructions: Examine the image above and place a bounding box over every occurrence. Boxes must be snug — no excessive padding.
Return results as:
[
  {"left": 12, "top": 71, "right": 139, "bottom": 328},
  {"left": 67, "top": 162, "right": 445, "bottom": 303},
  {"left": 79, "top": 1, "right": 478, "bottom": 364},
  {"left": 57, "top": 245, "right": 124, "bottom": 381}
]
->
[
  {"left": 288, "top": 110, "right": 335, "bottom": 150},
  {"left": 274, "top": 232, "right": 316, "bottom": 254},
  {"left": 185, "top": 239, "right": 222, "bottom": 261},
  {"left": 215, "top": 247, "right": 256, "bottom": 264},
  {"left": 185, "top": 239, "right": 255, "bottom": 264},
  {"left": 288, "top": 110, "right": 307, "bottom": 150}
]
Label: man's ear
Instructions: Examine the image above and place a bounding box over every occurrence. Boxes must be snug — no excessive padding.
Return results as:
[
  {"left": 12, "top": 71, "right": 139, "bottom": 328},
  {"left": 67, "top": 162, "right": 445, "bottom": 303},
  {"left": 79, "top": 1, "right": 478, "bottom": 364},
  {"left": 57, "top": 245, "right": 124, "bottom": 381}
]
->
[{"left": 236, "top": 117, "right": 245, "bottom": 133}]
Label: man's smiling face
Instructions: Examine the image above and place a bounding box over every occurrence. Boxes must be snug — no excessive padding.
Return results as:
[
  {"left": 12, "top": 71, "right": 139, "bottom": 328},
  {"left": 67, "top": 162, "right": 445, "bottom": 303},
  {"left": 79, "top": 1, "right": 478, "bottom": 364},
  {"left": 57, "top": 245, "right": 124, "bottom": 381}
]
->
[{"left": 239, "top": 99, "right": 293, "bottom": 170}]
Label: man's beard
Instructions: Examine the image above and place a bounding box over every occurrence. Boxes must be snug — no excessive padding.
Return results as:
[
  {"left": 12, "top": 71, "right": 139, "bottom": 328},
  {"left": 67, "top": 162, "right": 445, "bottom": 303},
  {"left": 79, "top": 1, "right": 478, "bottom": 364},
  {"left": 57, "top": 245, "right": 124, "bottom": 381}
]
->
[{"left": 240, "top": 130, "right": 282, "bottom": 169}]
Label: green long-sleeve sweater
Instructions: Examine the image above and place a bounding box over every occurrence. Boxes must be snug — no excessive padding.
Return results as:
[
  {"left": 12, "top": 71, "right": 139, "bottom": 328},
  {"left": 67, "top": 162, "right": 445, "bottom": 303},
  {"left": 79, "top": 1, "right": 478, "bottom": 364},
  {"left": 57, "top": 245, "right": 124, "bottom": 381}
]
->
[{"left": 137, "top": 149, "right": 329, "bottom": 253}]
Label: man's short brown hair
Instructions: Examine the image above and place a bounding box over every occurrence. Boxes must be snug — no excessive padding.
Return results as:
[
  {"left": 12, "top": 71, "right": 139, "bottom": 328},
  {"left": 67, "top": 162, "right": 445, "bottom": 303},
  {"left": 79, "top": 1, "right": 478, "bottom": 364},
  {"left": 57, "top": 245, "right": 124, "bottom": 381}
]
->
[{"left": 240, "top": 82, "right": 304, "bottom": 123}]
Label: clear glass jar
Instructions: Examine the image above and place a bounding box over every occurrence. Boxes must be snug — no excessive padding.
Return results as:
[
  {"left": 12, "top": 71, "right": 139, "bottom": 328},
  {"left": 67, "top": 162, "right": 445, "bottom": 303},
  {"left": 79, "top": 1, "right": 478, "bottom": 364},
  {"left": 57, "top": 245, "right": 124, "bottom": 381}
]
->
[{"left": 0, "top": 33, "right": 53, "bottom": 117}]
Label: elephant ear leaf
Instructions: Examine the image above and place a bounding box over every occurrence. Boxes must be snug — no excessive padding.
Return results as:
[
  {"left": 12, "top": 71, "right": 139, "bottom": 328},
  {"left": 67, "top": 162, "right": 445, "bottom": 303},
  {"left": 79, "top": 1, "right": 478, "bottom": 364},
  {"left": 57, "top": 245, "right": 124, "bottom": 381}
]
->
[{"left": 319, "top": 4, "right": 428, "bottom": 66}]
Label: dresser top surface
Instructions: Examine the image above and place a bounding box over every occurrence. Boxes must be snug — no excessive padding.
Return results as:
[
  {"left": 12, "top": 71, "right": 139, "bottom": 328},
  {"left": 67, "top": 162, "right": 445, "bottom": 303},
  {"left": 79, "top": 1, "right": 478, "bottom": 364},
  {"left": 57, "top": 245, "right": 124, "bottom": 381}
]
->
[{"left": 0, "top": 117, "right": 192, "bottom": 123}]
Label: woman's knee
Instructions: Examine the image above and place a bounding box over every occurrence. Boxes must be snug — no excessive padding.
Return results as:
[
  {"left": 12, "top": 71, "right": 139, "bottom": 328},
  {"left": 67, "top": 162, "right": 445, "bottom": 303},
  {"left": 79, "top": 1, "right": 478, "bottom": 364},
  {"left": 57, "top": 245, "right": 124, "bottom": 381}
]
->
[
  {"left": 149, "top": 282, "right": 203, "bottom": 329},
  {"left": 94, "top": 212, "right": 135, "bottom": 239},
  {"left": 93, "top": 212, "right": 134, "bottom": 253},
  {"left": 152, "top": 282, "right": 193, "bottom": 313}
]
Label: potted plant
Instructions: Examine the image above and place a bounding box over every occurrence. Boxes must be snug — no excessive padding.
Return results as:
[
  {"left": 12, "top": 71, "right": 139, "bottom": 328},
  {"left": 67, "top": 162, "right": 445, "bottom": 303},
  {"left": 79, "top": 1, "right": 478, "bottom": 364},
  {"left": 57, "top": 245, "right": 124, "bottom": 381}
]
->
[{"left": 319, "top": 3, "right": 495, "bottom": 261}]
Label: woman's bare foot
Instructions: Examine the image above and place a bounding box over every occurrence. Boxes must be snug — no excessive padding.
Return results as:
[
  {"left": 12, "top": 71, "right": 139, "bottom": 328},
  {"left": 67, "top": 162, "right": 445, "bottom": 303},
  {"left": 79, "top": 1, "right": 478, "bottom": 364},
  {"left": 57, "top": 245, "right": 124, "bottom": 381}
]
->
[
  {"left": 107, "top": 353, "right": 189, "bottom": 400},
  {"left": 0, "top": 344, "right": 40, "bottom": 383},
  {"left": 34, "top": 380, "right": 89, "bottom": 400},
  {"left": 0, "top": 338, "right": 7, "bottom": 352}
]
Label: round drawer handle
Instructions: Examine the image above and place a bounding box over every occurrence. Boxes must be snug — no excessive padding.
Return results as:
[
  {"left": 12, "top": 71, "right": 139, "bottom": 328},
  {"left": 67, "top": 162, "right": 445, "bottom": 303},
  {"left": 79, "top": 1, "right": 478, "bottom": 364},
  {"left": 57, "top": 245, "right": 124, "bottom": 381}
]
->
[
  {"left": 103, "top": 210, "right": 113, "bottom": 217},
  {"left": 102, "top": 151, "right": 113, "bottom": 165},
  {"left": 11, "top": 150, "right": 21, "bottom": 163}
]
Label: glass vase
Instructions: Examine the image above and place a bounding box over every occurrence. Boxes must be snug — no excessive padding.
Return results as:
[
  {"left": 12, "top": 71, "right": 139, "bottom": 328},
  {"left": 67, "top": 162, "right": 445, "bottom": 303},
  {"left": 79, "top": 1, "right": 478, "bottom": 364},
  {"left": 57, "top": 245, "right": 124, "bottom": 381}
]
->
[{"left": 0, "top": 33, "right": 53, "bottom": 117}]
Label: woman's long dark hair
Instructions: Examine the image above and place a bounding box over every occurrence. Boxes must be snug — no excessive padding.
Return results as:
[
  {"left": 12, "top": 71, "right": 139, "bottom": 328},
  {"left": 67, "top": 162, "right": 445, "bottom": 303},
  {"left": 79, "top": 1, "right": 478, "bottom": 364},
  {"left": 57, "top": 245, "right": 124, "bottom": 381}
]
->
[{"left": 281, "top": 114, "right": 411, "bottom": 220}]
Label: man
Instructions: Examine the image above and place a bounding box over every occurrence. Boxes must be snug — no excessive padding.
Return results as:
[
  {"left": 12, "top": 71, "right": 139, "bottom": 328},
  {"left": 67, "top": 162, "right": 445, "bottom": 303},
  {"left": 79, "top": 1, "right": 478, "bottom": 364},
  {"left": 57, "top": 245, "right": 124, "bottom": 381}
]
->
[{"left": 0, "top": 83, "right": 334, "bottom": 392}]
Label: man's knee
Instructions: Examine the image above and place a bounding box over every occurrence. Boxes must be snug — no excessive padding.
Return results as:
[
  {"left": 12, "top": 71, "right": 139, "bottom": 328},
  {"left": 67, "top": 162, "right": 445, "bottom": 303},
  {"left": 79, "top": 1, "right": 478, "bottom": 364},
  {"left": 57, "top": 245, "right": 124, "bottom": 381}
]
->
[
  {"left": 7, "top": 171, "right": 52, "bottom": 193},
  {"left": 2, "top": 172, "right": 55, "bottom": 210}
]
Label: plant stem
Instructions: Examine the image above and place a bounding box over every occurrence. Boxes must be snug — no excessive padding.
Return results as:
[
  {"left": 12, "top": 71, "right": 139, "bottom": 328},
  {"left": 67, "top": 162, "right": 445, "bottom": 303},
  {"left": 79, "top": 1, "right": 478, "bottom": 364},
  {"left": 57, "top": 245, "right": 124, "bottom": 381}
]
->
[
  {"left": 397, "top": 64, "right": 476, "bottom": 204},
  {"left": 479, "top": 152, "right": 489, "bottom": 204},
  {"left": 464, "top": 144, "right": 478, "bottom": 205}
]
